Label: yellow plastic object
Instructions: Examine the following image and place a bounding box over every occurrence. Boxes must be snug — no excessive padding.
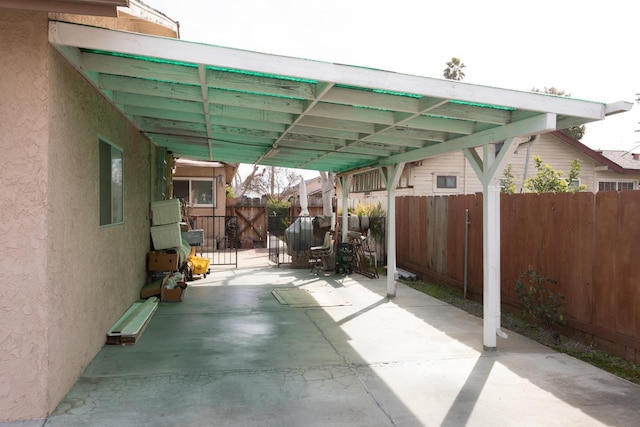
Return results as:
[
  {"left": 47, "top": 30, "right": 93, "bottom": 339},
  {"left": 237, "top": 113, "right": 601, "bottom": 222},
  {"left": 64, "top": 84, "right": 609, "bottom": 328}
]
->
[{"left": 188, "top": 255, "right": 210, "bottom": 275}]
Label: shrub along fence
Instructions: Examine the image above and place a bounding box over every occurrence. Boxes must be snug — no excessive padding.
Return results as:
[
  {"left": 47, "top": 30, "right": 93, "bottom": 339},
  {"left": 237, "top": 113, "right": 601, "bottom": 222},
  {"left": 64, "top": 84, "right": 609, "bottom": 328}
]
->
[{"left": 396, "top": 191, "right": 640, "bottom": 363}]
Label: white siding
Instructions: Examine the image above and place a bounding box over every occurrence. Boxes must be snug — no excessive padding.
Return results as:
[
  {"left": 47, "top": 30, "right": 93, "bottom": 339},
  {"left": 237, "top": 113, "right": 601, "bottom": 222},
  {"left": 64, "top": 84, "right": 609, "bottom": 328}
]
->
[
  {"left": 342, "top": 132, "right": 637, "bottom": 212},
  {"left": 507, "top": 134, "right": 599, "bottom": 192}
]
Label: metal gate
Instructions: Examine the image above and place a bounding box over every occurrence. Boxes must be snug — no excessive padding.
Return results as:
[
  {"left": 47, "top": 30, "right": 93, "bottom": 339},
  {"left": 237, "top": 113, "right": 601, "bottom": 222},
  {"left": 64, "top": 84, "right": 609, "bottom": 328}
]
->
[
  {"left": 267, "top": 215, "right": 291, "bottom": 266},
  {"left": 189, "top": 215, "right": 237, "bottom": 267}
]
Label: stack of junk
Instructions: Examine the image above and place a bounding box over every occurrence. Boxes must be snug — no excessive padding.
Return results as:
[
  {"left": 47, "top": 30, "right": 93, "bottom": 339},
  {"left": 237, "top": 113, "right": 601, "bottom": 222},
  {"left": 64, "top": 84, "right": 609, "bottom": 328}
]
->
[{"left": 143, "top": 199, "right": 211, "bottom": 302}]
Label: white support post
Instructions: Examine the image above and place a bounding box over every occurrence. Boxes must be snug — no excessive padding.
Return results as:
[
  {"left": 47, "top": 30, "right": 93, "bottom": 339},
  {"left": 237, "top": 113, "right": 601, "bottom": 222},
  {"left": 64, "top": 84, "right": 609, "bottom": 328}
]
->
[
  {"left": 338, "top": 176, "right": 351, "bottom": 243},
  {"left": 380, "top": 163, "right": 405, "bottom": 298},
  {"left": 483, "top": 180, "right": 500, "bottom": 350},
  {"left": 464, "top": 139, "right": 519, "bottom": 351}
]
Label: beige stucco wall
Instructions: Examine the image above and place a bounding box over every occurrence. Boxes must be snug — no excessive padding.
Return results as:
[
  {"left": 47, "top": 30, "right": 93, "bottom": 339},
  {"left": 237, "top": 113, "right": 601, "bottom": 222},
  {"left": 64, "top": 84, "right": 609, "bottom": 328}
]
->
[
  {"left": 46, "top": 48, "right": 153, "bottom": 414},
  {"left": 0, "top": 9, "right": 51, "bottom": 421},
  {"left": 1, "top": 8, "right": 156, "bottom": 422}
]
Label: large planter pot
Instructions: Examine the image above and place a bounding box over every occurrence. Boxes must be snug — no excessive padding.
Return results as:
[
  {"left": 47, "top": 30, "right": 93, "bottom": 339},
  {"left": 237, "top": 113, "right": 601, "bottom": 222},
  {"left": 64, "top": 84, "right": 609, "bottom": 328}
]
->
[
  {"left": 359, "top": 215, "right": 369, "bottom": 230},
  {"left": 348, "top": 215, "right": 359, "bottom": 230}
]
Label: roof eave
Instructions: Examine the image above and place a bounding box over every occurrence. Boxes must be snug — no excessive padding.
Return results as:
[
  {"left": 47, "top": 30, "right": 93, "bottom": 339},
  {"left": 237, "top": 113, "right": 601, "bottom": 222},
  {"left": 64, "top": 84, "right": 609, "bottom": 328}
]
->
[{"left": 0, "top": 0, "right": 128, "bottom": 17}]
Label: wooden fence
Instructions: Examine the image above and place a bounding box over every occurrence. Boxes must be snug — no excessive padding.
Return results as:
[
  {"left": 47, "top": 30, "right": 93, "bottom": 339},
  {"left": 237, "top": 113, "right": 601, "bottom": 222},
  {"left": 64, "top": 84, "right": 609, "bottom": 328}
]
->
[
  {"left": 226, "top": 198, "right": 324, "bottom": 248},
  {"left": 396, "top": 191, "right": 640, "bottom": 362}
]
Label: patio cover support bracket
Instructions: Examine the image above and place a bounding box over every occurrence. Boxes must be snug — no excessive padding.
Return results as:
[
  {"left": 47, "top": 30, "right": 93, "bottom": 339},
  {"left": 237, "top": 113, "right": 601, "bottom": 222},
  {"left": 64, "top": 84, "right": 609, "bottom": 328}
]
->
[
  {"left": 380, "top": 163, "right": 405, "bottom": 298},
  {"left": 463, "top": 138, "right": 519, "bottom": 350}
]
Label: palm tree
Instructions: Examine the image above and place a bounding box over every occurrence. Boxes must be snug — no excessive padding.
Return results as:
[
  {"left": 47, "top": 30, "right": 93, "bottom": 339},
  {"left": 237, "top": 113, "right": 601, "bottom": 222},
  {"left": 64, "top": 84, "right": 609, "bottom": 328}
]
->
[{"left": 443, "top": 57, "right": 466, "bottom": 81}]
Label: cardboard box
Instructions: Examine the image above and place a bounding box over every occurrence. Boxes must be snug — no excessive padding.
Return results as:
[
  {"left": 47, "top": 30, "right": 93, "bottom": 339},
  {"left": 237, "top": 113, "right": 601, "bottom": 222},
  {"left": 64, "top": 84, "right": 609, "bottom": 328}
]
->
[
  {"left": 151, "top": 199, "right": 182, "bottom": 226},
  {"left": 151, "top": 223, "right": 182, "bottom": 250},
  {"left": 147, "top": 251, "right": 178, "bottom": 272},
  {"left": 160, "top": 275, "right": 186, "bottom": 302},
  {"left": 140, "top": 279, "right": 162, "bottom": 299}
]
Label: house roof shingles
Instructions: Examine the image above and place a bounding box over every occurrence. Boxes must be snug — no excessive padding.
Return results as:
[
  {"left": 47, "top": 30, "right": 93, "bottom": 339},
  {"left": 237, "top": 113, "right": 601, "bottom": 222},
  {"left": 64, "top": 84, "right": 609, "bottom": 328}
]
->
[{"left": 598, "top": 150, "right": 640, "bottom": 171}]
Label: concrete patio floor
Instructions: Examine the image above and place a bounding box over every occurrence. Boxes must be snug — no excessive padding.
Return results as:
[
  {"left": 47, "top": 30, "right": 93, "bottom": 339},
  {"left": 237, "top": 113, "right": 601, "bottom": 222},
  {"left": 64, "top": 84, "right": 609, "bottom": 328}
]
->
[{"left": 14, "top": 249, "right": 640, "bottom": 426}]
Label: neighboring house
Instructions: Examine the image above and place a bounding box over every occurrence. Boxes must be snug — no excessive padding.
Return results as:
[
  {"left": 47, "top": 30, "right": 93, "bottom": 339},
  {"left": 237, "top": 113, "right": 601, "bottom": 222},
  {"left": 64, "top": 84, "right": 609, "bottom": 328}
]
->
[
  {"left": 590, "top": 149, "right": 640, "bottom": 191},
  {"left": 345, "top": 131, "right": 640, "bottom": 209},
  {"left": 289, "top": 176, "right": 325, "bottom": 217},
  {"left": 0, "top": 2, "right": 192, "bottom": 422},
  {"left": 172, "top": 158, "right": 237, "bottom": 247},
  {"left": 172, "top": 158, "right": 237, "bottom": 219}
]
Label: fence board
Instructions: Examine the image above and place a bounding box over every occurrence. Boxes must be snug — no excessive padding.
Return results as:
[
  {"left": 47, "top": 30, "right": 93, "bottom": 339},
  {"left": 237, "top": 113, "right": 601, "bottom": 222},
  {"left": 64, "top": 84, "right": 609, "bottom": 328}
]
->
[
  {"left": 467, "top": 194, "right": 484, "bottom": 296},
  {"left": 592, "top": 191, "right": 619, "bottom": 331},
  {"left": 433, "top": 197, "right": 448, "bottom": 274},
  {"left": 446, "top": 195, "right": 465, "bottom": 284},
  {"left": 616, "top": 191, "right": 640, "bottom": 337},
  {"left": 426, "top": 197, "right": 435, "bottom": 270},
  {"left": 396, "top": 197, "right": 409, "bottom": 262},
  {"left": 561, "top": 192, "right": 595, "bottom": 323}
]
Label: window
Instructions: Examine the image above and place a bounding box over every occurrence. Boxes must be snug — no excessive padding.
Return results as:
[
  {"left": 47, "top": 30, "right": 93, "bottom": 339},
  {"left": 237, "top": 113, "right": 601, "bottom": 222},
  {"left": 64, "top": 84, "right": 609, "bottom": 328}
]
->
[
  {"left": 351, "top": 166, "right": 414, "bottom": 193},
  {"left": 99, "top": 138, "right": 123, "bottom": 226},
  {"left": 351, "top": 170, "right": 384, "bottom": 193},
  {"left": 599, "top": 181, "right": 616, "bottom": 191},
  {"left": 174, "top": 178, "right": 215, "bottom": 207},
  {"left": 618, "top": 182, "right": 635, "bottom": 191},
  {"left": 436, "top": 175, "right": 457, "bottom": 189},
  {"left": 567, "top": 179, "right": 581, "bottom": 191},
  {"left": 598, "top": 180, "right": 636, "bottom": 192}
]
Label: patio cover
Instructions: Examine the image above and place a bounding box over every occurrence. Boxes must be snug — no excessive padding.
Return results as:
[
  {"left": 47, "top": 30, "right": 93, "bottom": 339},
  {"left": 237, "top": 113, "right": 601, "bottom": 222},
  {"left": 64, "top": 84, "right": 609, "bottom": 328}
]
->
[{"left": 48, "top": 20, "right": 632, "bottom": 349}]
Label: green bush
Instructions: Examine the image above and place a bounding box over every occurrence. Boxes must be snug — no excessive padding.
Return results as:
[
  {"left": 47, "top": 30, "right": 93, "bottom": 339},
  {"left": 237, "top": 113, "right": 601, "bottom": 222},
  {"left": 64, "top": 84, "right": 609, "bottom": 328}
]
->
[
  {"left": 267, "top": 199, "right": 290, "bottom": 235},
  {"left": 515, "top": 266, "right": 567, "bottom": 329},
  {"left": 353, "top": 202, "right": 385, "bottom": 240}
]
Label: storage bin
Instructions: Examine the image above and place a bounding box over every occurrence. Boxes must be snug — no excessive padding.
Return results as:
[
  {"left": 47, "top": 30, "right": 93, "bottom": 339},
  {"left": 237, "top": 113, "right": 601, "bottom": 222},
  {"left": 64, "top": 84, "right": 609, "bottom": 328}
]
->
[
  {"left": 151, "top": 199, "right": 181, "bottom": 226},
  {"left": 182, "top": 229, "right": 204, "bottom": 246},
  {"left": 151, "top": 223, "right": 182, "bottom": 250}
]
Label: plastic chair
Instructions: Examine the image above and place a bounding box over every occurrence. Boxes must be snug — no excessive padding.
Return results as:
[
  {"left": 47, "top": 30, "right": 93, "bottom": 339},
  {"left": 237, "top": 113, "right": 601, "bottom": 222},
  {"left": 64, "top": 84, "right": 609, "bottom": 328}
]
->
[{"left": 309, "top": 231, "right": 333, "bottom": 274}]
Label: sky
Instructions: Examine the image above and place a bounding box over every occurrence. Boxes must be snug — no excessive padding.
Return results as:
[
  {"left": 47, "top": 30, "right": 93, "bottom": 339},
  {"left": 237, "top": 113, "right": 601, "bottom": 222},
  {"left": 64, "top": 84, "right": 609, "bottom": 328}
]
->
[{"left": 142, "top": 0, "right": 640, "bottom": 179}]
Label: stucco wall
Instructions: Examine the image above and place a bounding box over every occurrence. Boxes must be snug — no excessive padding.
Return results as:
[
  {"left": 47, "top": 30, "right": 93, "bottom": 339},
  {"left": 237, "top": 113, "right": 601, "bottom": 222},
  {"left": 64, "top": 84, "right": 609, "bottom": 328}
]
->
[
  {"left": 46, "top": 47, "right": 153, "bottom": 413},
  {"left": 0, "top": 9, "right": 51, "bottom": 421},
  {"left": 0, "top": 8, "right": 157, "bottom": 422}
]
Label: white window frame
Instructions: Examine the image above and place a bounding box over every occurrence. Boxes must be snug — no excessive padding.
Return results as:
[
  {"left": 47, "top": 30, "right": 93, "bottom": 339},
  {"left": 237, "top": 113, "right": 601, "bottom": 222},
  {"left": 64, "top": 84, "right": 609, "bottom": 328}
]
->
[
  {"left": 174, "top": 177, "right": 216, "bottom": 207},
  {"left": 597, "top": 179, "right": 637, "bottom": 192},
  {"left": 434, "top": 174, "right": 459, "bottom": 193}
]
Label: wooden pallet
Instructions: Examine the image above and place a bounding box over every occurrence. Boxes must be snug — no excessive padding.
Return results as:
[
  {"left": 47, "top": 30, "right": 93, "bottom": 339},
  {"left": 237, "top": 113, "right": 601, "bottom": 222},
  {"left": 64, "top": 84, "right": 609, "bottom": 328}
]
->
[{"left": 106, "top": 297, "right": 159, "bottom": 345}]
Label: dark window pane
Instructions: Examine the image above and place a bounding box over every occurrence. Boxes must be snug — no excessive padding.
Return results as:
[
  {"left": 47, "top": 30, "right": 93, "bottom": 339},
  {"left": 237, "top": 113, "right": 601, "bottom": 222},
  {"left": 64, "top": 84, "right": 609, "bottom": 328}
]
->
[{"left": 437, "top": 175, "right": 457, "bottom": 189}]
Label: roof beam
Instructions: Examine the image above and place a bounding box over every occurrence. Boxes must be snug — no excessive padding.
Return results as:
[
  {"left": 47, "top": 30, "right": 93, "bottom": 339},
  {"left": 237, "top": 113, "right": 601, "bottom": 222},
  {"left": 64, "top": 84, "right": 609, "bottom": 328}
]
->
[
  {"left": 124, "top": 106, "right": 204, "bottom": 124},
  {"left": 100, "top": 74, "right": 202, "bottom": 101},
  {"left": 380, "top": 113, "right": 557, "bottom": 166},
  {"left": 205, "top": 69, "right": 315, "bottom": 100},
  {"left": 113, "top": 92, "right": 203, "bottom": 113},
  {"left": 307, "top": 103, "right": 395, "bottom": 125},
  {"left": 208, "top": 88, "right": 303, "bottom": 114}
]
